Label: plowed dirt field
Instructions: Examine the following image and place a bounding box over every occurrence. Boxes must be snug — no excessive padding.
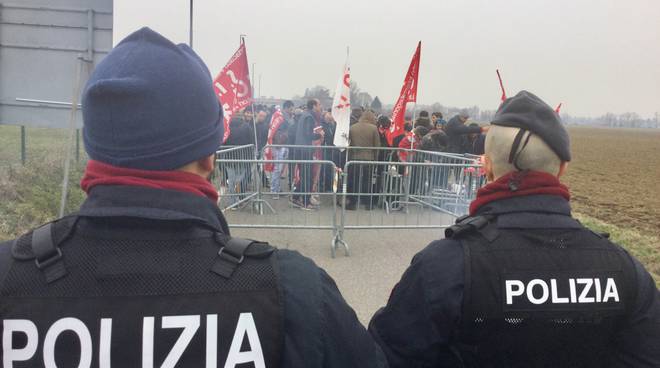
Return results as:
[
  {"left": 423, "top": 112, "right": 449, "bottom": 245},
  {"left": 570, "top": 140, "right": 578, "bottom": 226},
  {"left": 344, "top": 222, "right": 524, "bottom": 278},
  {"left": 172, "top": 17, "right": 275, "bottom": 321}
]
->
[{"left": 565, "top": 127, "right": 660, "bottom": 238}]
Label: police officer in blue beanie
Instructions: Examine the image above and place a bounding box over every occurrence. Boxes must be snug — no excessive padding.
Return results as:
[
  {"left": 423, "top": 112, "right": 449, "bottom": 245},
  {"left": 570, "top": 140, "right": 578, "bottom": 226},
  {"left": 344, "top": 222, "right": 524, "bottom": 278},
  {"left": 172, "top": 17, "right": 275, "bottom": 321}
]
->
[
  {"left": 0, "top": 28, "right": 387, "bottom": 367},
  {"left": 369, "top": 91, "right": 660, "bottom": 367}
]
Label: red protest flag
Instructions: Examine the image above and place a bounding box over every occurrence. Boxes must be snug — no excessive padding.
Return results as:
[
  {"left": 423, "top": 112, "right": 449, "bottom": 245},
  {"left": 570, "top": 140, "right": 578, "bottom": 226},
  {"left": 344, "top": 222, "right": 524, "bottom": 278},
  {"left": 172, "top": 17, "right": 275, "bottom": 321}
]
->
[
  {"left": 213, "top": 42, "right": 253, "bottom": 143},
  {"left": 387, "top": 41, "right": 421, "bottom": 146},
  {"left": 555, "top": 102, "right": 563, "bottom": 114}
]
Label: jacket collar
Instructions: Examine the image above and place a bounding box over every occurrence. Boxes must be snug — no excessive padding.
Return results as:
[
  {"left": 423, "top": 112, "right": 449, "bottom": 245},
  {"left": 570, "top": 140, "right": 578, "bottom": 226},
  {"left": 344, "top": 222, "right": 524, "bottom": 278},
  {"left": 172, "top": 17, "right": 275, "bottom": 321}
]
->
[
  {"left": 476, "top": 194, "right": 571, "bottom": 216},
  {"left": 78, "top": 185, "right": 230, "bottom": 235},
  {"left": 475, "top": 195, "right": 580, "bottom": 229}
]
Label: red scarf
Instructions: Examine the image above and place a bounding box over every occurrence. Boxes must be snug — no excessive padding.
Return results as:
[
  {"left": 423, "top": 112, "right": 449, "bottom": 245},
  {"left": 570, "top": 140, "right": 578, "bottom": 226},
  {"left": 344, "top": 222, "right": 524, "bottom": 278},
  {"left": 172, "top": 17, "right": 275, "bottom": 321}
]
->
[
  {"left": 80, "top": 160, "right": 219, "bottom": 203},
  {"left": 469, "top": 171, "right": 570, "bottom": 216}
]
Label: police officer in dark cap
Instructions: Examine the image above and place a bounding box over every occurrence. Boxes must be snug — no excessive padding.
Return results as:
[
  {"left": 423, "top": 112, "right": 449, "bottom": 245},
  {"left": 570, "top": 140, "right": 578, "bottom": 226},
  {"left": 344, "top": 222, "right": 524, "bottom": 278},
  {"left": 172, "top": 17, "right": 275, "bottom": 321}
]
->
[
  {"left": 0, "top": 28, "right": 386, "bottom": 367},
  {"left": 369, "top": 90, "right": 660, "bottom": 367}
]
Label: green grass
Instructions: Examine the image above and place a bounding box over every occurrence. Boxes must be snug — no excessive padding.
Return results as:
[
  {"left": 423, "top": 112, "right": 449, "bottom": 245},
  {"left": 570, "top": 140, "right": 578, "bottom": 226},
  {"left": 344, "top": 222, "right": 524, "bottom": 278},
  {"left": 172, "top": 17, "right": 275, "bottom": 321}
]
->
[
  {"left": 0, "top": 125, "right": 86, "bottom": 241},
  {"left": 575, "top": 213, "right": 660, "bottom": 288}
]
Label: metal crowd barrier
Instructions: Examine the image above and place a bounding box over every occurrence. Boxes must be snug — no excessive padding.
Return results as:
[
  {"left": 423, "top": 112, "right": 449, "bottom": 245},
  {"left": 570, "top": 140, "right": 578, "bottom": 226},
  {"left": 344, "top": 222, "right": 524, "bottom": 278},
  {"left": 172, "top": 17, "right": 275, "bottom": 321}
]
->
[
  {"left": 215, "top": 145, "right": 258, "bottom": 211},
  {"left": 214, "top": 144, "right": 486, "bottom": 257}
]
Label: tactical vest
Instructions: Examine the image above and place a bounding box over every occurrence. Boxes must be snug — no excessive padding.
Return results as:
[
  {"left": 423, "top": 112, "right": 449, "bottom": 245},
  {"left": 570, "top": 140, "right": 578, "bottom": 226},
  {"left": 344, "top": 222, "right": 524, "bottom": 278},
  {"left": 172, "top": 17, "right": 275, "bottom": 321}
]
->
[
  {"left": 0, "top": 214, "right": 283, "bottom": 368},
  {"left": 445, "top": 214, "right": 636, "bottom": 368}
]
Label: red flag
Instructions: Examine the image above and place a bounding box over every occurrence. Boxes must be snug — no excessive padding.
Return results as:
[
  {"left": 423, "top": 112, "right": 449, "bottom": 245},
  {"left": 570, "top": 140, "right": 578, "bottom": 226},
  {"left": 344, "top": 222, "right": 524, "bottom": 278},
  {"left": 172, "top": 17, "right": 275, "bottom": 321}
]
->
[
  {"left": 263, "top": 108, "right": 284, "bottom": 172},
  {"left": 555, "top": 103, "right": 563, "bottom": 114},
  {"left": 386, "top": 41, "right": 421, "bottom": 146},
  {"left": 213, "top": 42, "right": 252, "bottom": 143}
]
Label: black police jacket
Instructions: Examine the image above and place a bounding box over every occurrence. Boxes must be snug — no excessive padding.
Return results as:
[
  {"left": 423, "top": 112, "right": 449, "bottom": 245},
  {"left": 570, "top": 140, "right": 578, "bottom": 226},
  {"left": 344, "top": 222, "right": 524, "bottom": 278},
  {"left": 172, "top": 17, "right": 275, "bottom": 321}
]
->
[
  {"left": 0, "top": 185, "right": 387, "bottom": 368},
  {"left": 369, "top": 194, "right": 660, "bottom": 368}
]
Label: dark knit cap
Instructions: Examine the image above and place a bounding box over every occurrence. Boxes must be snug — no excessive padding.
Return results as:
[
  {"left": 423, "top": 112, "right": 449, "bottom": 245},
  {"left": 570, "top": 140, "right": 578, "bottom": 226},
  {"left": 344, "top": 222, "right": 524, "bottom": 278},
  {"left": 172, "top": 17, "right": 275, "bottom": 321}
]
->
[
  {"left": 491, "top": 90, "right": 571, "bottom": 162},
  {"left": 82, "top": 27, "right": 223, "bottom": 170}
]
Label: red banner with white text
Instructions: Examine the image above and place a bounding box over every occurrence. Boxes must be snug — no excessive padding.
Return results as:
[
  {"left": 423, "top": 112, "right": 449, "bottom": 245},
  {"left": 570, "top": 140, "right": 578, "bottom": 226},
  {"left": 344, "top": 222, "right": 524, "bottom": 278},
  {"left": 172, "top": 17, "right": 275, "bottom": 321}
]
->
[
  {"left": 213, "top": 42, "right": 252, "bottom": 143},
  {"left": 387, "top": 41, "right": 421, "bottom": 146}
]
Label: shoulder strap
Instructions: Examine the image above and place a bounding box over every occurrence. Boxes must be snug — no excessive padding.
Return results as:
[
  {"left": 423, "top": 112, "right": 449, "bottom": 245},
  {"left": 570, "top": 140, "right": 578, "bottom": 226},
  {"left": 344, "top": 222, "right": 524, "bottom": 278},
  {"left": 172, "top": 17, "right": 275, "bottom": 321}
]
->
[
  {"left": 445, "top": 214, "right": 499, "bottom": 242},
  {"left": 211, "top": 235, "right": 273, "bottom": 279},
  {"left": 31, "top": 223, "right": 68, "bottom": 283}
]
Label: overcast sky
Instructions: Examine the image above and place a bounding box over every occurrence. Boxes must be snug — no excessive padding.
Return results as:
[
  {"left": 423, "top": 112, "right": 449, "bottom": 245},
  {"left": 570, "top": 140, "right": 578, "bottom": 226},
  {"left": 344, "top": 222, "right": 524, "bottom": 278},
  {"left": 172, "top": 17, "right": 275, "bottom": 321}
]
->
[{"left": 114, "top": 0, "right": 660, "bottom": 118}]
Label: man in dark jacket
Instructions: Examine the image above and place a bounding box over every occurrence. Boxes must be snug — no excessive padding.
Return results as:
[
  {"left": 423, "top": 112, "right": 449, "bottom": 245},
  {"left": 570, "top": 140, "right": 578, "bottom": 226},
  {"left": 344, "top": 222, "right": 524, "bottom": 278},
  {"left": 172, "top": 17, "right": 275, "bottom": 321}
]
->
[
  {"left": 369, "top": 91, "right": 660, "bottom": 368},
  {"left": 0, "top": 28, "right": 386, "bottom": 368},
  {"left": 445, "top": 110, "right": 487, "bottom": 153},
  {"left": 292, "top": 99, "right": 324, "bottom": 209},
  {"left": 222, "top": 115, "right": 254, "bottom": 205}
]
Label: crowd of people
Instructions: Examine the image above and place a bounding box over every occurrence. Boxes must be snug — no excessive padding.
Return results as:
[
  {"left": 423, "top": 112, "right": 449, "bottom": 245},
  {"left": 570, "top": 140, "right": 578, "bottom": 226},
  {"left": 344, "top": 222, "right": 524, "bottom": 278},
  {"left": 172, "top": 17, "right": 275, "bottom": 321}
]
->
[{"left": 223, "top": 98, "right": 488, "bottom": 210}]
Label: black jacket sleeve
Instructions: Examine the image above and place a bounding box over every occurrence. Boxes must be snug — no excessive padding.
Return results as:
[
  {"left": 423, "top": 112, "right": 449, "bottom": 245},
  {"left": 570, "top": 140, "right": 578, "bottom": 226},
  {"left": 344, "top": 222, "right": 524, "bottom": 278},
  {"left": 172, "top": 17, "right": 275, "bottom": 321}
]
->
[
  {"left": 446, "top": 121, "right": 481, "bottom": 136},
  {"left": 304, "top": 116, "right": 322, "bottom": 142},
  {"left": 368, "top": 239, "right": 464, "bottom": 368},
  {"left": 610, "top": 254, "right": 660, "bottom": 367},
  {"left": 278, "top": 250, "right": 387, "bottom": 368}
]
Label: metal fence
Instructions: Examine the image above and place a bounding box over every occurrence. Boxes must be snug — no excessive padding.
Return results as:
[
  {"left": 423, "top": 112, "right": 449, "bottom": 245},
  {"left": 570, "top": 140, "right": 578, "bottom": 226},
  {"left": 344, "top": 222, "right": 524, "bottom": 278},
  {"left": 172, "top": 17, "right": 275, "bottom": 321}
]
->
[{"left": 215, "top": 144, "right": 486, "bottom": 257}]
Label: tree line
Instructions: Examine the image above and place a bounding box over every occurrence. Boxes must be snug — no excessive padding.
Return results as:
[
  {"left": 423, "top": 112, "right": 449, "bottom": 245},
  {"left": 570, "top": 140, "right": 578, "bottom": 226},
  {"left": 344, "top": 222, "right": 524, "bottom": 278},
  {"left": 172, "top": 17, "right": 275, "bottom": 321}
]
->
[{"left": 297, "top": 84, "right": 659, "bottom": 129}]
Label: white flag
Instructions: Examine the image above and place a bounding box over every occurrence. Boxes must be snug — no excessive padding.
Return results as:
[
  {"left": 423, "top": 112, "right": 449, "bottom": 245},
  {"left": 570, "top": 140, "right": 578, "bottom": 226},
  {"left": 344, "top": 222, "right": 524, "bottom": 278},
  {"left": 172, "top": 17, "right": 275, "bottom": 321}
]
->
[{"left": 332, "top": 61, "right": 351, "bottom": 148}]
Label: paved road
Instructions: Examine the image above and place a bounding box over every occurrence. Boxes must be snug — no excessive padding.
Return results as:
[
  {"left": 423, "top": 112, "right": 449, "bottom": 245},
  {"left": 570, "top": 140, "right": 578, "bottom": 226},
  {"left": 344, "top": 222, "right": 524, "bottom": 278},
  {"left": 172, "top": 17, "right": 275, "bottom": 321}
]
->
[{"left": 232, "top": 225, "right": 448, "bottom": 325}]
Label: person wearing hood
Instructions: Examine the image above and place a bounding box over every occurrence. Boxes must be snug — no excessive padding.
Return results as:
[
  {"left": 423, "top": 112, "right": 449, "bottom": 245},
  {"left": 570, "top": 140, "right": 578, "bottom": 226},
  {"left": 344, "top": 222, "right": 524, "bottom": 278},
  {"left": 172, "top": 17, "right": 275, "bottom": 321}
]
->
[
  {"left": 0, "top": 28, "right": 388, "bottom": 368},
  {"left": 346, "top": 110, "right": 381, "bottom": 210},
  {"left": 369, "top": 91, "right": 660, "bottom": 368}
]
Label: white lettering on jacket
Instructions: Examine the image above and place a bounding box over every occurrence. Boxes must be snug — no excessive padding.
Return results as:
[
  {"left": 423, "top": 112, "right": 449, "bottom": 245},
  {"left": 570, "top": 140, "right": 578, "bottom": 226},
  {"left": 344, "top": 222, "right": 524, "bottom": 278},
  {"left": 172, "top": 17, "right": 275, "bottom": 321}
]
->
[
  {"left": 505, "top": 278, "right": 620, "bottom": 305},
  {"left": 2, "top": 313, "right": 264, "bottom": 368}
]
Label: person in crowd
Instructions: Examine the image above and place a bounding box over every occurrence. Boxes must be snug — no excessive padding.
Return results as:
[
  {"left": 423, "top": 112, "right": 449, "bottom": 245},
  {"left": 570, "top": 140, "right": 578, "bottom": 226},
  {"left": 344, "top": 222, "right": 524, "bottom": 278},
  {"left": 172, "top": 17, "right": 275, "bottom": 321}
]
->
[
  {"left": 0, "top": 27, "right": 387, "bottom": 368},
  {"left": 432, "top": 111, "right": 447, "bottom": 130},
  {"left": 420, "top": 129, "right": 449, "bottom": 152},
  {"left": 243, "top": 107, "right": 253, "bottom": 123},
  {"left": 309, "top": 110, "right": 325, "bottom": 206},
  {"left": 376, "top": 115, "right": 392, "bottom": 157},
  {"left": 466, "top": 122, "right": 486, "bottom": 155},
  {"left": 404, "top": 115, "right": 413, "bottom": 130},
  {"left": 346, "top": 110, "right": 381, "bottom": 210},
  {"left": 292, "top": 98, "right": 324, "bottom": 209},
  {"left": 369, "top": 90, "right": 660, "bottom": 368},
  {"left": 415, "top": 110, "right": 433, "bottom": 130},
  {"left": 255, "top": 109, "right": 269, "bottom": 154},
  {"left": 224, "top": 114, "right": 253, "bottom": 206},
  {"left": 321, "top": 111, "right": 338, "bottom": 193},
  {"left": 268, "top": 101, "right": 294, "bottom": 199},
  {"left": 445, "top": 110, "right": 487, "bottom": 153},
  {"left": 397, "top": 126, "right": 427, "bottom": 162},
  {"left": 392, "top": 123, "right": 412, "bottom": 149},
  {"left": 374, "top": 115, "right": 393, "bottom": 198},
  {"left": 286, "top": 107, "right": 304, "bottom": 191},
  {"left": 351, "top": 106, "right": 364, "bottom": 125}
]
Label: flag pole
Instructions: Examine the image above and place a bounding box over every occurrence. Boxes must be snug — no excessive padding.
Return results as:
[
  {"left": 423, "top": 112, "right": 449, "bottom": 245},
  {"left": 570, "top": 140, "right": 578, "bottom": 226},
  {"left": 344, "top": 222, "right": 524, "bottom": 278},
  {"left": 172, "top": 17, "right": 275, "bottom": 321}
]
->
[
  {"left": 410, "top": 103, "right": 416, "bottom": 150},
  {"left": 188, "top": 0, "right": 193, "bottom": 48},
  {"left": 345, "top": 45, "right": 350, "bottom": 168}
]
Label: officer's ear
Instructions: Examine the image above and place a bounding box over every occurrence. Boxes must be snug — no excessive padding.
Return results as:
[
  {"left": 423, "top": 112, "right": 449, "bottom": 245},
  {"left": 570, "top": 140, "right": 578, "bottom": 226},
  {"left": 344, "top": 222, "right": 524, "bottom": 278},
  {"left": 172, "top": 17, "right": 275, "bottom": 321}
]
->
[
  {"left": 557, "top": 161, "right": 569, "bottom": 178},
  {"left": 198, "top": 154, "right": 216, "bottom": 175},
  {"left": 483, "top": 154, "right": 495, "bottom": 182}
]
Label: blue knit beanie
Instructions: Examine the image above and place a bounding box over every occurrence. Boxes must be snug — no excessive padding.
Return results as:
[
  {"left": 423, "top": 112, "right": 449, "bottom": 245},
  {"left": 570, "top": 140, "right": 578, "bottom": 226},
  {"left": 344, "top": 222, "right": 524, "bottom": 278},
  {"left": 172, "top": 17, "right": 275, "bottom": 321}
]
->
[{"left": 82, "top": 27, "right": 223, "bottom": 170}]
